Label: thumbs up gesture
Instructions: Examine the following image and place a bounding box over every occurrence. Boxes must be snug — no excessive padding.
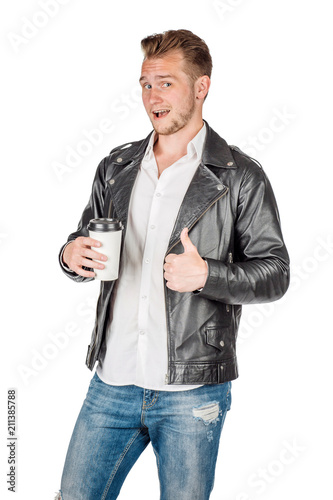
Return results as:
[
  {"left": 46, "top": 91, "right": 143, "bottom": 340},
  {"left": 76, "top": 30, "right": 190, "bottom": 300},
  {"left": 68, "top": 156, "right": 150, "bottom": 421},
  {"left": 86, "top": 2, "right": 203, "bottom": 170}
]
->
[{"left": 164, "top": 228, "right": 208, "bottom": 293}]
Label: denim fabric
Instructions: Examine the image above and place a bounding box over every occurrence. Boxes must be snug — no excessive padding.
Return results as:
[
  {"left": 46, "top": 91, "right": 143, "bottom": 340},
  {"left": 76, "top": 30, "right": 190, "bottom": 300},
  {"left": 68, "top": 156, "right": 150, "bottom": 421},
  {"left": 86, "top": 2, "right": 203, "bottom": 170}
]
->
[{"left": 60, "top": 372, "right": 232, "bottom": 500}]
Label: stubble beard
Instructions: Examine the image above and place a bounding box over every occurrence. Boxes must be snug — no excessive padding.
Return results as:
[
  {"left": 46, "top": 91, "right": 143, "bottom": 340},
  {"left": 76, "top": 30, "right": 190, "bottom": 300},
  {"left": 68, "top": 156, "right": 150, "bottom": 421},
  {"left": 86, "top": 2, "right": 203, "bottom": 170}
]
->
[{"left": 151, "top": 89, "right": 196, "bottom": 136}]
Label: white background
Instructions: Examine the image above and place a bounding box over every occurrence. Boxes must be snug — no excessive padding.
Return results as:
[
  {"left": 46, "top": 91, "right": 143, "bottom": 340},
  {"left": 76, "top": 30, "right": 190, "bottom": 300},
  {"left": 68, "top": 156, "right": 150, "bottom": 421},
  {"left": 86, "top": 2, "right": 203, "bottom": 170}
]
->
[{"left": 1, "top": 0, "right": 332, "bottom": 498}]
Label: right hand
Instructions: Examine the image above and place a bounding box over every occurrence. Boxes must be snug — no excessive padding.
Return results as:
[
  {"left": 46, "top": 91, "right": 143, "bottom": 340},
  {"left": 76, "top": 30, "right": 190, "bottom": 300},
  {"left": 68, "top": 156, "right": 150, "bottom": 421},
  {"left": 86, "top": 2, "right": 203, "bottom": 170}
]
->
[{"left": 63, "top": 236, "right": 107, "bottom": 278}]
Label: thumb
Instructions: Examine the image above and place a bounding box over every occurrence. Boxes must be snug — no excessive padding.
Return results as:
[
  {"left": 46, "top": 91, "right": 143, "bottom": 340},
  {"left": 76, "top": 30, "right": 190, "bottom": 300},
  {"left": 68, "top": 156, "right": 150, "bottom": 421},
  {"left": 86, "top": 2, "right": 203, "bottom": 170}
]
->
[{"left": 180, "top": 228, "right": 196, "bottom": 253}]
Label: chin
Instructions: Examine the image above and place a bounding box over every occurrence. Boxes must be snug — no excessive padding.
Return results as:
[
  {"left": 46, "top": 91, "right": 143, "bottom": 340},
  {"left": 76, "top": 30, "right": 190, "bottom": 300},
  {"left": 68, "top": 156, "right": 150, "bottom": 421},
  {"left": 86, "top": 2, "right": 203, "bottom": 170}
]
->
[{"left": 153, "top": 120, "right": 184, "bottom": 136}]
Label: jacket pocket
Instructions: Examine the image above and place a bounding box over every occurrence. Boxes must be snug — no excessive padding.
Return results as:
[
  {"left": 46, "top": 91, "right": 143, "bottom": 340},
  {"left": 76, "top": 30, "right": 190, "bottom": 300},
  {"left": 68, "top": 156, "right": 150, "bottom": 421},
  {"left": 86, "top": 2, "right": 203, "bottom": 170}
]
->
[{"left": 205, "top": 327, "right": 231, "bottom": 352}]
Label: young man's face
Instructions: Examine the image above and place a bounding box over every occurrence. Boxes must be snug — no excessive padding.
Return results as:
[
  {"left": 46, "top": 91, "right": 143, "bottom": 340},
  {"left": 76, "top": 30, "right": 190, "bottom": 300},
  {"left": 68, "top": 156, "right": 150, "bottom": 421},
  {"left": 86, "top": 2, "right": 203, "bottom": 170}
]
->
[{"left": 139, "top": 51, "right": 199, "bottom": 136}]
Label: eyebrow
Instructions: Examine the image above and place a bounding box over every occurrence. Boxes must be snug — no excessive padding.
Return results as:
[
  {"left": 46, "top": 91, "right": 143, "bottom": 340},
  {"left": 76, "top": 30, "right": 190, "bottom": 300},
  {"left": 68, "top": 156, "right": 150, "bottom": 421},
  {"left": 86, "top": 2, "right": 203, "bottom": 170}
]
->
[{"left": 139, "top": 74, "right": 176, "bottom": 82}]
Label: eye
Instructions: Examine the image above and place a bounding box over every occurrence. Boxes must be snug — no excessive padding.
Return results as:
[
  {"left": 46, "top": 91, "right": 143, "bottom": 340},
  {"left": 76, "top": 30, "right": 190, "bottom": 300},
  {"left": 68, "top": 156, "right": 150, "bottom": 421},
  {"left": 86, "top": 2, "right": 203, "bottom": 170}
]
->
[
  {"left": 144, "top": 84, "right": 152, "bottom": 89},
  {"left": 162, "top": 83, "right": 171, "bottom": 87}
]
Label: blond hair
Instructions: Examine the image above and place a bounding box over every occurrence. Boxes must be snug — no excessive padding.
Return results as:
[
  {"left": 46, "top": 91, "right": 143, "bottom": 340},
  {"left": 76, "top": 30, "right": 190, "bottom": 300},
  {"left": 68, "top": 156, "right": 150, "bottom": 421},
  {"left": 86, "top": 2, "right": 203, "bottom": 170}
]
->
[{"left": 141, "top": 29, "right": 212, "bottom": 83}]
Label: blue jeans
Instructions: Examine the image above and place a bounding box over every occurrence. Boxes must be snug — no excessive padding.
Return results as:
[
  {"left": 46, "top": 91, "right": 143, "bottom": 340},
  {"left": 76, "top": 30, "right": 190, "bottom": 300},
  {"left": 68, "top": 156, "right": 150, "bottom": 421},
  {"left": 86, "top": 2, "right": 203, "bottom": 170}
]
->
[{"left": 59, "top": 372, "right": 232, "bottom": 500}]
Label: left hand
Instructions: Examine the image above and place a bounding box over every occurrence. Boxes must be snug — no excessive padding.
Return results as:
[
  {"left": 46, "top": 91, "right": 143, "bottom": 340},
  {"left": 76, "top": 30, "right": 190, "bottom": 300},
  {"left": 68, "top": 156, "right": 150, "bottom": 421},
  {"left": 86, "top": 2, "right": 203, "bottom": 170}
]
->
[{"left": 164, "top": 228, "right": 208, "bottom": 292}]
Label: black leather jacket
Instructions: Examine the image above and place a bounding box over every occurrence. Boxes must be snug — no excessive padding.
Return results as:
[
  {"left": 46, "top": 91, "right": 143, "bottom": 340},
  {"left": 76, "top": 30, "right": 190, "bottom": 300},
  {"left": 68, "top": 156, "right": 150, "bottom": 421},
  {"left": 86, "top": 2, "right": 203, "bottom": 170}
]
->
[{"left": 59, "top": 122, "right": 289, "bottom": 385}]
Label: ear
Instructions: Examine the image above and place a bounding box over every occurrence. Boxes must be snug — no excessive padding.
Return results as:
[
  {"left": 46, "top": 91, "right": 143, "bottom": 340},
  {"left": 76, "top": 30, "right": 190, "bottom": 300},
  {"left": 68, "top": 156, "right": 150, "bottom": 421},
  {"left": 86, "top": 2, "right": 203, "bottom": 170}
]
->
[{"left": 195, "top": 75, "right": 211, "bottom": 101}]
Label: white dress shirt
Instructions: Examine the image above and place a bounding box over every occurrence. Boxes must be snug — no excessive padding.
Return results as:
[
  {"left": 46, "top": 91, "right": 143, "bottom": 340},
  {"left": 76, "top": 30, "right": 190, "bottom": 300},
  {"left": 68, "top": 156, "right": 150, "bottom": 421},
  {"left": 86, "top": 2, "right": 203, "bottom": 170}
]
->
[{"left": 96, "top": 123, "right": 206, "bottom": 391}]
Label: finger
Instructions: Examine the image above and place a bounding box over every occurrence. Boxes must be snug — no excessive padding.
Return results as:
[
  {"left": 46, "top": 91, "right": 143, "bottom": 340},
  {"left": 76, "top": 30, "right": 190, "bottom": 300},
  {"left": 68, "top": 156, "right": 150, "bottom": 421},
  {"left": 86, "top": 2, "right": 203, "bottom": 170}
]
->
[
  {"left": 79, "top": 257, "right": 105, "bottom": 270},
  {"left": 81, "top": 247, "right": 108, "bottom": 261},
  {"left": 180, "top": 228, "right": 196, "bottom": 253},
  {"left": 166, "top": 280, "right": 180, "bottom": 292},
  {"left": 164, "top": 271, "right": 172, "bottom": 281},
  {"left": 78, "top": 236, "right": 102, "bottom": 248},
  {"left": 165, "top": 253, "right": 177, "bottom": 264},
  {"left": 72, "top": 265, "right": 96, "bottom": 278}
]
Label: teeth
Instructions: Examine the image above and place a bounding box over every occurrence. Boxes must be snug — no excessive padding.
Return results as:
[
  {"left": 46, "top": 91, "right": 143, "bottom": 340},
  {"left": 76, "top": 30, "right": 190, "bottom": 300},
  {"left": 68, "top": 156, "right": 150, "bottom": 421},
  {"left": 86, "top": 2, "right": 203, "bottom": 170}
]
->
[{"left": 153, "top": 109, "right": 169, "bottom": 117}]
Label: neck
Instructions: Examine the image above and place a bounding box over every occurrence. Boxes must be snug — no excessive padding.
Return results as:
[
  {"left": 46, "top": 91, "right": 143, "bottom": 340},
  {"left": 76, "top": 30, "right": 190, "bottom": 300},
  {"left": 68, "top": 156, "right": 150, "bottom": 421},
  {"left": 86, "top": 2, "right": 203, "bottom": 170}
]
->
[{"left": 153, "top": 117, "right": 204, "bottom": 159}]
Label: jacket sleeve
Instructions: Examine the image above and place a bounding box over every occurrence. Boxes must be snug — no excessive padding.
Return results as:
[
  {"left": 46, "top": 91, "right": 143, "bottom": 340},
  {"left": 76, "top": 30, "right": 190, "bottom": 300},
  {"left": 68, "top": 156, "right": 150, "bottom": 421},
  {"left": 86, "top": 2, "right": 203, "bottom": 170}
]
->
[
  {"left": 58, "top": 157, "right": 108, "bottom": 283},
  {"left": 199, "top": 163, "right": 290, "bottom": 305}
]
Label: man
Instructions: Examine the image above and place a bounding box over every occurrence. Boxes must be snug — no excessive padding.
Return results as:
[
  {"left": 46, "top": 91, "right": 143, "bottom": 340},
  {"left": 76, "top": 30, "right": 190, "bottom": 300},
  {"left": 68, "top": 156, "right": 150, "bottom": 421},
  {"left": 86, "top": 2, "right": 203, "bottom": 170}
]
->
[{"left": 56, "top": 29, "right": 289, "bottom": 500}]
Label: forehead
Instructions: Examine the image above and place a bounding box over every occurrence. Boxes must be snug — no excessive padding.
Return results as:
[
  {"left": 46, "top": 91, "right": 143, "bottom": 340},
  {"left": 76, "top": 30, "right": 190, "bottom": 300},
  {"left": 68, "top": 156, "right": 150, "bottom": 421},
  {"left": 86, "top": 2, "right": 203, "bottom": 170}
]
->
[{"left": 140, "top": 51, "right": 187, "bottom": 79}]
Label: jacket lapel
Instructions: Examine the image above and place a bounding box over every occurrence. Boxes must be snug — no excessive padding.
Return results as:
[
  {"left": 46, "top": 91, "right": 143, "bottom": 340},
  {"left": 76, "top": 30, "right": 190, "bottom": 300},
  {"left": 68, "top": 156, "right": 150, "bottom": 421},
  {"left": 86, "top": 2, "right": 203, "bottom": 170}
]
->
[
  {"left": 107, "top": 161, "right": 140, "bottom": 229},
  {"left": 165, "top": 122, "right": 235, "bottom": 253},
  {"left": 166, "top": 164, "right": 228, "bottom": 254},
  {"left": 106, "top": 133, "right": 152, "bottom": 227},
  {"left": 106, "top": 121, "right": 233, "bottom": 244}
]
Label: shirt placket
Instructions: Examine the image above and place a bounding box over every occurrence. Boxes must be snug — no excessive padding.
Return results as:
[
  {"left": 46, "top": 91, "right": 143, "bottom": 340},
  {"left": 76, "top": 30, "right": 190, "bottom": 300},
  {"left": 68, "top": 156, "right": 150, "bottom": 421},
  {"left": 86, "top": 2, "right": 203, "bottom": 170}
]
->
[{"left": 136, "top": 165, "right": 165, "bottom": 381}]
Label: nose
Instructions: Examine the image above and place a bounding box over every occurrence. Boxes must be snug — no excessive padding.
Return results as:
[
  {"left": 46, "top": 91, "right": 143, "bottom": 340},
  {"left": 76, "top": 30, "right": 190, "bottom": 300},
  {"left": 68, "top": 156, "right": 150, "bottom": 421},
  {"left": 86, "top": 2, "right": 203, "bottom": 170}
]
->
[{"left": 149, "top": 87, "right": 163, "bottom": 105}]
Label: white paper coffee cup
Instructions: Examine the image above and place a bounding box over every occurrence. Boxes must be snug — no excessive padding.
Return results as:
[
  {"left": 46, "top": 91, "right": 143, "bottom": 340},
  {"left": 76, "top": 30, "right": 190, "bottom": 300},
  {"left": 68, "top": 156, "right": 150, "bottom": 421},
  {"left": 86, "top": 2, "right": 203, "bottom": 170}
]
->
[{"left": 87, "top": 218, "right": 123, "bottom": 281}]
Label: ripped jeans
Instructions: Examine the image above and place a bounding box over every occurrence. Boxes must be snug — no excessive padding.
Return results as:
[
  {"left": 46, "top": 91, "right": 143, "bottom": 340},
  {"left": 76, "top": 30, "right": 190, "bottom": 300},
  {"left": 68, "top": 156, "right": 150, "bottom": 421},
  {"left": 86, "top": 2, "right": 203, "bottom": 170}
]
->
[{"left": 58, "top": 372, "right": 232, "bottom": 500}]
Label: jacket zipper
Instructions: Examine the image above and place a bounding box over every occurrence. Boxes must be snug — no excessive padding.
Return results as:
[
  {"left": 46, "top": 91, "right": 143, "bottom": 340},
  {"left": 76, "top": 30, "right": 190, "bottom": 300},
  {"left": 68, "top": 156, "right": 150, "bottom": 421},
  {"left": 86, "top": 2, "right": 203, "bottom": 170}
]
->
[
  {"left": 108, "top": 199, "right": 113, "bottom": 219},
  {"left": 87, "top": 194, "right": 114, "bottom": 367},
  {"left": 167, "top": 186, "right": 229, "bottom": 255},
  {"left": 87, "top": 292, "right": 104, "bottom": 367},
  {"left": 226, "top": 253, "right": 233, "bottom": 313},
  {"left": 163, "top": 185, "right": 229, "bottom": 384}
]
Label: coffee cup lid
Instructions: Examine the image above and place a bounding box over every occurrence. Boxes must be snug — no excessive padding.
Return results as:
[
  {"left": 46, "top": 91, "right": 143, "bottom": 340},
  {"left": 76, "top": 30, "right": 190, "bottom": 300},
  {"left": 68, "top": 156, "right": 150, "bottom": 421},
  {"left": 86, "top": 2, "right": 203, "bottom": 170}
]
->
[{"left": 87, "top": 218, "right": 123, "bottom": 232}]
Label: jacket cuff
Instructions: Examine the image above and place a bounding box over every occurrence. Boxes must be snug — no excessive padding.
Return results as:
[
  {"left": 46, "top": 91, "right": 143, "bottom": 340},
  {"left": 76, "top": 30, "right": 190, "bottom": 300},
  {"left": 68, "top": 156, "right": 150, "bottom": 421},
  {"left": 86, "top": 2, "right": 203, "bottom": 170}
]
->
[
  {"left": 59, "top": 241, "right": 76, "bottom": 273},
  {"left": 193, "top": 257, "right": 228, "bottom": 300},
  {"left": 192, "top": 258, "right": 208, "bottom": 294},
  {"left": 58, "top": 241, "right": 95, "bottom": 283}
]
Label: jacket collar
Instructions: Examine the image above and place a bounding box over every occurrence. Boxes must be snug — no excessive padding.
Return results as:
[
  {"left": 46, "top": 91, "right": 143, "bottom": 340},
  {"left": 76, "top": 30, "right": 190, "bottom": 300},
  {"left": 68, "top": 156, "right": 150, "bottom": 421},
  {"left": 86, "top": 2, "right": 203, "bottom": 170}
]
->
[
  {"left": 201, "top": 120, "right": 237, "bottom": 168},
  {"left": 108, "top": 120, "right": 236, "bottom": 170}
]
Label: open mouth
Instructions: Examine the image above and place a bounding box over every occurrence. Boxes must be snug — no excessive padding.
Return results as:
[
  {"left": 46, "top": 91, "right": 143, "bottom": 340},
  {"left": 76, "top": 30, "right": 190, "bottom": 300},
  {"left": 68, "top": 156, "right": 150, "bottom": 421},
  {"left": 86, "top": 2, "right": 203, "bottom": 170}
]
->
[{"left": 152, "top": 109, "right": 170, "bottom": 119}]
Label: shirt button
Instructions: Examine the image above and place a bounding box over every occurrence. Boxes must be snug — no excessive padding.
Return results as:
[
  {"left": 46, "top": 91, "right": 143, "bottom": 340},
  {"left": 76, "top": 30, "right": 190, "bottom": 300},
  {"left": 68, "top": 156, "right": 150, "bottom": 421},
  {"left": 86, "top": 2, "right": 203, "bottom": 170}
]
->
[
  {"left": 145, "top": 259, "right": 150, "bottom": 264},
  {"left": 156, "top": 192, "right": 161, "bottom": 197},
  {"left": 142, "top": 295, "right": 147, "bottom": 299},
  {"left": 139, "top": 330, "right": 145, "bottom": 336},
  {"left": 150, "top": 225, "right": 156, "bottom": 229}
]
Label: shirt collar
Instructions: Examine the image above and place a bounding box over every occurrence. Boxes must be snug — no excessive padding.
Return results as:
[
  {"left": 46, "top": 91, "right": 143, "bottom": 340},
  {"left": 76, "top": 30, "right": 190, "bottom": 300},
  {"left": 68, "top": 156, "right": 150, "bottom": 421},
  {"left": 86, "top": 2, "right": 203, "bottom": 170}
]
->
[
  {"left": 187, "top": 122, "right": 206, "bottom": 160},
  {"left": 143, "top": 122, "right": 207, "bottom": 163},
  {"left": 144, "top": 131, "right": 158, "bottom": 162}
]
